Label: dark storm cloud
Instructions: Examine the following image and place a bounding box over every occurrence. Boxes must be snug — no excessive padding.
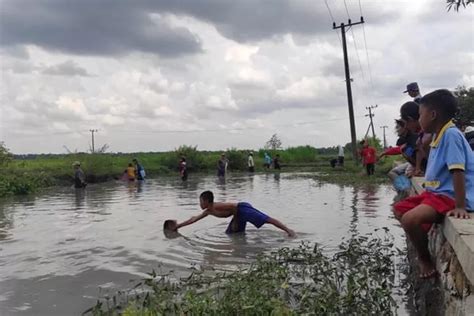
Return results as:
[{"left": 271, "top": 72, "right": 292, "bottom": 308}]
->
[
  {"left": 0, "top": 0, "right": 399, "bottom": 58},
  {"left": 0, "top": 0, "right": 202, "bottom": 57},
  {"left": 149, "top": 0, "right": 398, "bottom": 42}
]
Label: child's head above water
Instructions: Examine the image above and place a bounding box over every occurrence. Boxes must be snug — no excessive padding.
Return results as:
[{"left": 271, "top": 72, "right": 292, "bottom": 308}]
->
[
  {"left": 163, "top": 219, "right": 177, "bottom": 231},
  {"left": 419, "top": 89, "right": 458, "bottom": 133},
  {"left": 199, "top": 190, "right": 214, "bottom": 209}
]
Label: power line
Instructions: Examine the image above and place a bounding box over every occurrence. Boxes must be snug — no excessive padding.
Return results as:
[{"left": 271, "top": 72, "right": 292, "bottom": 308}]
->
[
  {"left": 358, "top": 0, "right": 375, "bottom": 91},
  {"left": 324, "top": 0, "right": 342, "bottom": 45},
  {"left": 343, "top": 0, "right": 365, "bottom": 81}
]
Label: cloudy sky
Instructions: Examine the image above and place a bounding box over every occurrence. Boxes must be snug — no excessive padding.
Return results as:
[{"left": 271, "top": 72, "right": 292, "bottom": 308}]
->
[{"left": 1, "top": 0, "right": 473, "bottom": 154}]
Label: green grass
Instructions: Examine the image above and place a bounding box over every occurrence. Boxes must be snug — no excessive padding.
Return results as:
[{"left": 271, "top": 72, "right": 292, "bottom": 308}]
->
[
  {"left": 0, "top": 146, "right": 400, "bottom": 197},
  {"left": 85, "top": 231, "right": 398, "bottom": 316}
]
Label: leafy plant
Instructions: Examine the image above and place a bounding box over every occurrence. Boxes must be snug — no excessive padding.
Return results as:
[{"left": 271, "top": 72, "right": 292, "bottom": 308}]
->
[{"left": 85, "top": 231, "right": 397, "bottom": 316}]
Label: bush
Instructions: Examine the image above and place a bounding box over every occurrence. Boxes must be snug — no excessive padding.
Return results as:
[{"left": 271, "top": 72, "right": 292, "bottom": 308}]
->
[{"left": 86, "top": 231, "right": 397, "bottom": 315}]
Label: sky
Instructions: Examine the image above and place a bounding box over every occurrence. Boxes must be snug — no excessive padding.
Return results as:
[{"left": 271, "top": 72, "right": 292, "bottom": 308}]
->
[{"left": 1, "top": 0, "right": 473, "bottom": 154}]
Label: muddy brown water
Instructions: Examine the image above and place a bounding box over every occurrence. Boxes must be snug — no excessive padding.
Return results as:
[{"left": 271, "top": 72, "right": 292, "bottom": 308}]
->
[{"left": 0, "top": 173, "right": 410, "bottom": 315}]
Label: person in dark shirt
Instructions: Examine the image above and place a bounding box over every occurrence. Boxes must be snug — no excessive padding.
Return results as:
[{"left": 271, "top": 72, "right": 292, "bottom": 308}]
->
[
  {"left": 73, "top": 161, "right": 87, "bottom": 189},
  {"left": 273, "top": 154, "right": 281, "bottom": 170}
]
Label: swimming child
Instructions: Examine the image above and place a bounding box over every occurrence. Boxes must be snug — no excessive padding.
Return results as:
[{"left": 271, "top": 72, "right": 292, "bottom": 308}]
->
[{"left": 165, "top": 191, "right": 295, "bottom": 237}]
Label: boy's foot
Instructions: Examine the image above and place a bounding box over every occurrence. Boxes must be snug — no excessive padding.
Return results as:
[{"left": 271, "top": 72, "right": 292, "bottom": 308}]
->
[
  {"left": 419, "top": 261, "right": 438, "bottom": 279},
  {"left": 420, "top": 269, "right": 438, "bottom": 279}
]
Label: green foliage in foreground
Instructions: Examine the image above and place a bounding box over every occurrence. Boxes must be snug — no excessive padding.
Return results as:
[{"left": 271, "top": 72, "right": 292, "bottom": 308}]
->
[{"left": 86, "top": 231, "right": 397, "bottom": 316}]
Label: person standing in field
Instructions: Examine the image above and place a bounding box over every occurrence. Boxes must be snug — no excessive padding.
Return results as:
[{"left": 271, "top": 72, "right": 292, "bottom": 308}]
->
[
  {"left": 133, "top": 158, "right": 145, "bottom": 180},
  {"left": 73, "top": 161, "right": 87, "bottom": 188},
  {"left": 248, "top": 152, "right": 255, "bottom": 173},
  {"left": 337, "top": 145, "right": 345, "bottom": 166},
  {"left": 360, "top": 140, "right": 376, "bottom": 176},
  {"left": 263, "top": 152, "right": 272, "bottom": 169},
  {"left": 217, "top": 153, "right": 227, "bottom": 177},
  {"left": 124, "top": 163, "right": 136, "bottom": 181},
  {"left": 273, "top": 154, "right": 281, "bottom": 170}
]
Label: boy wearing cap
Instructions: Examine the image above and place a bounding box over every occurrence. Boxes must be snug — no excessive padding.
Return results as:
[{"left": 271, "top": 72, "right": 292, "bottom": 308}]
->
[
  {"left": 404, "top": 82, "right": 422, "bottom": 104},
  {"left": 393, "top": 89, "right": 473, "bottom": 279}
]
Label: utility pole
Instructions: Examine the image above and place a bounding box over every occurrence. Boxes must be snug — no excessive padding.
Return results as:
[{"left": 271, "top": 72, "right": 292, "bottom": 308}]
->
[
  {"left": 89, "top": 129, "right": 98, "bottom": 153},
  {"left": 365, "top": 104, "right": 377, "bottom": 139},
  {"left": 333, "top": 17, "right": 364, "bottom": 163},
  {"left": 380, "top": 125, "right": 388, "bottom": 149}
]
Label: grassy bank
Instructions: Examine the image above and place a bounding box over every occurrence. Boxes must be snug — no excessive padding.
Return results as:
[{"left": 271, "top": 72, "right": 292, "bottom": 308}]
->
[
  {"left": 85, "top": 232, "right": 398, "bottom": 315},
  {"left": 0, "top": 145, "right": 397, "bottom": 197}
]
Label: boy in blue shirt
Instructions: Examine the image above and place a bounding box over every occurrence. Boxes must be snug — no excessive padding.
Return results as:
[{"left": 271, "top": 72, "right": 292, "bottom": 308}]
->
[{"left": 393, "top": 89, "right": 473, "bottom": 279}]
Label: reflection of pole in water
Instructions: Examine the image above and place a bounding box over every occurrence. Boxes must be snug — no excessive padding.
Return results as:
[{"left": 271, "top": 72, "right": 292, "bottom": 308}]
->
[{"left": 350, "top": 186, "right": 359, "bottom": 237}]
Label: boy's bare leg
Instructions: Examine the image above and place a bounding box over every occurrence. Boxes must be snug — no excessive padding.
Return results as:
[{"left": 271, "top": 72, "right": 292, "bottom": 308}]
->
[
  {"left": 266, "top": 217, "right": 295, "bottom": 237},
  {"left": 400, "top": 204, "right": 442, "bottom": 277}
]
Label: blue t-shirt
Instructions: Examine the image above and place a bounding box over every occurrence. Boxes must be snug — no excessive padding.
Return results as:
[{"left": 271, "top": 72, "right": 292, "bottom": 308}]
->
[{"left": 424, "top": 121, "right": 474, "bottom": 211}]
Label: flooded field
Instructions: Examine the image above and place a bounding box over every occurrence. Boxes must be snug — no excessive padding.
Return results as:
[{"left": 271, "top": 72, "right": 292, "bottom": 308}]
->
[{"left": 0, "top": 173, "right": 408, "bottom": 315}]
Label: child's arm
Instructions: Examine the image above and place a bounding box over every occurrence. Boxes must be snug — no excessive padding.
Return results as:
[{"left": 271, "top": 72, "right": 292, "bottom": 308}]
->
[
  {"left": 447, "top": 170, "right": 470, "bottom": 219},
  {"left": 176, "top": 211, "right": 209, "bottom": 230}
]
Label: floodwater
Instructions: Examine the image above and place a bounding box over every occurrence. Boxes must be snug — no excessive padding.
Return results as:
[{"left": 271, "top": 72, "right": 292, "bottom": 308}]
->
[{"left": 0, "top": 173, "right": 408, "bottom": 315}]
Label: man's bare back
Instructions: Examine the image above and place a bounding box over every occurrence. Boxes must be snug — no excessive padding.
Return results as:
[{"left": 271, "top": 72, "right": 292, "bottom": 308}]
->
[
  {"left": 166, "top": 191, "right": 295, "bottom": 237},
  {"left": 205, "top": 202, "right": 238, "bottom": 218}
]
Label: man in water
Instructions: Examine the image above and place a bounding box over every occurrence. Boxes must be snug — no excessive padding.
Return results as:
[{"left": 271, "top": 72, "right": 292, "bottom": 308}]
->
[
  {"left": 72, "top": 161, "right": 87, "bottom": 188},
  {"left": 164, "top": 191, "right": 295, "bottom": 237},
  {"left": 217, "top": 153, "right": 227, "bottom": 177}
]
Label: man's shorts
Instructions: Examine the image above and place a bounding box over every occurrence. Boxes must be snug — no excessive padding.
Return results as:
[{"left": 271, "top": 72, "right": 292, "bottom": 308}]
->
[
  {"left": 393, "top": 191, "right": 456, "bottom": 231},
  {"left": 226, "top": 202, "right": 270, "bottom": 234}
]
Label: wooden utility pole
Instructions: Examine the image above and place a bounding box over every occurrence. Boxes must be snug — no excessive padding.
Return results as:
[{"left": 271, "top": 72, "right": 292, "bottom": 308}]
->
[
  {"left": 365, "top": 104, "right": 377, "bottom": 139},
  {"left": 333, "top": 17, "right": 364, "bottom": 163},
  {"left": 89, "top": 129, "right": 98, "bottom": 153},
  {"left": 380, "top": 125, "right": 388, "bottom": 149}
]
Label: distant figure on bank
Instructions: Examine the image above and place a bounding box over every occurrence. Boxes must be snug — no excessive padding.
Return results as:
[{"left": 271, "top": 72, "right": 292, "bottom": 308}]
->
[
  {"left": 133, "top": 158, "right": 146, "bottom": 180},
  {"left": 263, "top": 152, "right": 272, "bottom": 169},
  {"left": 248, "top": 152, "right": 255, "bottom": 173},
  {"left": 164, "top": 190, "right": 295, "bottom": 237},
  {"left": 360, "top": 140, "right": 376, "bottom": 176},
  {"left": 273, "top": 154, "right": 281, "bottom": 170},
  {"left": 217, "top": 153, "right": 228, "bottom": 177},
  {"left": 179, "top": 157, "right": 188, "bottom": 181},
  {"left": 124, "top": 163, "right": 136, "bottom": 181},
  {"left": 337, "top": 145, "right": 345, "bottom": 166},
  {"left": 73, "top": 161, "right": 87, "bottom": 189},
  {"left": 404, "top": 82, "right": 422, "bottom": 104},
  {"left": 393, "top": 89, "right": 473, "bottom": 279}
]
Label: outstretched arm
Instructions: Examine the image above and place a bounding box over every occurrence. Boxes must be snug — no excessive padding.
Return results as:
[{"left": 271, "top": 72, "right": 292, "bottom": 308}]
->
[
  {"left": 266, "top": 217, "right": 295, "bottom": 237},
  {"left": 176, "top": 211, "right": 209, "bottom": 230}
]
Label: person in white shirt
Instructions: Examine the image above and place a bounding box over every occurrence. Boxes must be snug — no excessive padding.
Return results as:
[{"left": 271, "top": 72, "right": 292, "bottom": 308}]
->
[
  {"left": 337, "top": 145, "right": 345, "bottom": 166},
  {"left": 248, "top": 152, "right": 255, "bottom": 173}
]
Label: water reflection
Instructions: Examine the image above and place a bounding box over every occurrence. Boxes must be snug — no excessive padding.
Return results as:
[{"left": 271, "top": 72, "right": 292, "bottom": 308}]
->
[{"left": 0, "top": 173, "right": 406, "bottom": 315}]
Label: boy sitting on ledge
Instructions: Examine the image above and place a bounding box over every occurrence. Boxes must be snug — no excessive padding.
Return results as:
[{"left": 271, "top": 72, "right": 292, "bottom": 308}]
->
[{"left": 393, "top": 89, "right": 473, "bottom": 279}]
